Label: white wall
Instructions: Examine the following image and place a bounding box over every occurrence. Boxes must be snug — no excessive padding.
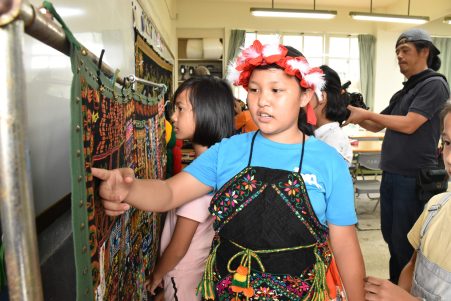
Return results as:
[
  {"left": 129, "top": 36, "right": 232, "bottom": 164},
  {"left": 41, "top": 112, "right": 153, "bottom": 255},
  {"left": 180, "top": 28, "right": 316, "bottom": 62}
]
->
[
  {"left": 373, "top": 30, "right": 404, "bottom": 113},
  {"left": 139, "top": 0, "right": 177, "bottom": 56},
  {"left": 23, "top": 0, "right": 176, "bottom": 214}
]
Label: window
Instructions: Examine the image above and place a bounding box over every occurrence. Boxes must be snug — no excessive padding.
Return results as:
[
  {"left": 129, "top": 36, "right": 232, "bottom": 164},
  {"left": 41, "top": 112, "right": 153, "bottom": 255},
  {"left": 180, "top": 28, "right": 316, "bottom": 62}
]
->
[
  {"left": 327, "top": 36, "right": 360, "bottom": 92},
  {"left": 235, "top": 32, "right": 360, "bottom": 101}
]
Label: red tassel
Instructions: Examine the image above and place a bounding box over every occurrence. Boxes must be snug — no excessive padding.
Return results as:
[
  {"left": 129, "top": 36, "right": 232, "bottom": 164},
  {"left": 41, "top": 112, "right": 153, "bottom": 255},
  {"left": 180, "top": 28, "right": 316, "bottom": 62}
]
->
[{"left": 305, "top": 103, "right": 317, "bottom": 126}]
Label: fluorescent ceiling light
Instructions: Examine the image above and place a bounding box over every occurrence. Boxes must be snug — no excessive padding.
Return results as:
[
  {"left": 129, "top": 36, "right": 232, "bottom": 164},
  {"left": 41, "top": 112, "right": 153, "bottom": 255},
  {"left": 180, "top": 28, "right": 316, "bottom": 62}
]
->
[
  {"left": 349, "top": 12, "right": 429, "bottom": 24},
  {"left": 349, "top": 0, "right": 429, "bottom": 24},
  {"left": 445, "top": 16, "right": 451, "bottom": 25},
  {"left": 250, "top": 8, "right": 337, "bottom": 19}
]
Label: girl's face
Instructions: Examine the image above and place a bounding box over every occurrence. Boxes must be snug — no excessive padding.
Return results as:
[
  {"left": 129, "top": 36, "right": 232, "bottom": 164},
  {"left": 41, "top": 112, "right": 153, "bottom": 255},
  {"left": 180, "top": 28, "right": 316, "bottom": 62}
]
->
[
  {"left": 171, "top": 89, "right": 196, "bottom": 141},
  {"left": 247, "top": 68, "right": 313, "bottom": 143},
  {"left": 442, "top": 113, "right": 451, "bottom": 176}
]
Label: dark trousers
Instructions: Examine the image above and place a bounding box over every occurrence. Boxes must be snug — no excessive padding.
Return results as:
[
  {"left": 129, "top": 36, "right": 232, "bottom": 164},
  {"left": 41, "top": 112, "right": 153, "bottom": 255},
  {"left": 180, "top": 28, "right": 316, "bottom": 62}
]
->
[{"left": 380, "top": 171, "right": 424, "bottom": 284}]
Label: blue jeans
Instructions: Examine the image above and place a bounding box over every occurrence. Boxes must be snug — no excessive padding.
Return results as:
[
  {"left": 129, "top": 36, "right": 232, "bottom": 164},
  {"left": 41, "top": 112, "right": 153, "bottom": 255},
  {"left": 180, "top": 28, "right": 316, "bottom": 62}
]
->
[{"left": 380, "top": 171, "right": 424, "bottom": 284}]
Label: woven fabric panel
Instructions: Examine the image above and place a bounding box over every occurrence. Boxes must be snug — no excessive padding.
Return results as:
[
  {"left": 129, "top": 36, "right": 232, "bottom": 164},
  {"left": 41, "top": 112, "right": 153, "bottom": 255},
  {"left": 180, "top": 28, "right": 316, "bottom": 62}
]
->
[{"left": 71, "top": 42, "right": 169, "bottom": 300}]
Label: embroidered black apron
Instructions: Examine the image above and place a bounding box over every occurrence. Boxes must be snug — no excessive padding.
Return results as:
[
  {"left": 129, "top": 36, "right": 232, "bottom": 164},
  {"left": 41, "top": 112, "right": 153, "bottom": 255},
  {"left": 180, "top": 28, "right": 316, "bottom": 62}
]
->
[{"left": 198, "top": 131, "right": 345, "bottom": 300}]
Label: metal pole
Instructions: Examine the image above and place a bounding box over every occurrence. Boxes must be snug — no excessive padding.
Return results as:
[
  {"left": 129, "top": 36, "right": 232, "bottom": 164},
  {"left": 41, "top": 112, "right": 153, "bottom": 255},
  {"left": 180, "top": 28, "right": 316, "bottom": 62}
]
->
[
  {"left": 128, "top": 74, "right": 167, "bottom": 90},
  {"left": 0, "top": 18, "right": 44, "bottom": 301}
]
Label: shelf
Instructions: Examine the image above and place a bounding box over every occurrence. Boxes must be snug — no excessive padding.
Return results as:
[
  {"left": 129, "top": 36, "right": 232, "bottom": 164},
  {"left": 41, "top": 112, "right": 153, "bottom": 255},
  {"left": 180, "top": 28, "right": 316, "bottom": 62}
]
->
[{"left": 177, "top": 38, "right": 224, "bottom": 84}]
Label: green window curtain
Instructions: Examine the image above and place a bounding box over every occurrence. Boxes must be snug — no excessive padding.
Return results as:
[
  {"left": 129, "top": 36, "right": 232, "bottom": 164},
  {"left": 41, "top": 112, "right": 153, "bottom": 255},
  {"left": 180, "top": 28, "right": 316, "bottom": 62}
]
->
[
  {"left": 227, "top": 29, "right": 246, "bottom": 63},
  {"left": 358, "top": 34, "right": 376, "bottom": 110},
  {"left": 432, "top": 37, "right": 451, "bottom": 82}
]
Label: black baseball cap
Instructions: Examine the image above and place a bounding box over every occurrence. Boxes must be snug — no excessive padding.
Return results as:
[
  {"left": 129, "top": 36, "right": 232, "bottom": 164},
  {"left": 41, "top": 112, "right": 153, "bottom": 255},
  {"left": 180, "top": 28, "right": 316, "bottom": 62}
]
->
[{"left": 395, "top": 29, "right": 440, "bottom": 54}]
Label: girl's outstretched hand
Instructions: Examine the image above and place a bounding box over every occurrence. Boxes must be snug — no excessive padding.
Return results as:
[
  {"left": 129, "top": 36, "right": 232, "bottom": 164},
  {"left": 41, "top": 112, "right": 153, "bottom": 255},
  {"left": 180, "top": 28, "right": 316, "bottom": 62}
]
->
[
  {"left": 91, "top": 167, "right": 133, "bottom": 216},
  {"left": 364, "top": 276, "right": 418, "bottom": 301},
  {"left": 154, "top": 291, "right": 164, "bottom": 301},
  {"left": 144, "top": 273, "right": 163, "bottom": 295}
]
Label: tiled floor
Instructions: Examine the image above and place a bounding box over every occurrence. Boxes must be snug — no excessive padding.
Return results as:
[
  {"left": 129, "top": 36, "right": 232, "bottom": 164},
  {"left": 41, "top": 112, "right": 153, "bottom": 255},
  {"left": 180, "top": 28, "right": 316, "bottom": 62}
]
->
[{"left": 355, "top": 194, "right": 390, "bottom": 279}]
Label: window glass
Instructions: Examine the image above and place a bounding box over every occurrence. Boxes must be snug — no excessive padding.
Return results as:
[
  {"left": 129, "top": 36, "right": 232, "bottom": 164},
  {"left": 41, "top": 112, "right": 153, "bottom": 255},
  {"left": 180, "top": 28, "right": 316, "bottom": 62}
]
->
[
  {"left": 307, "top": 57, "right": 323, "bottom": 67},
  {"left": 328, "top": 58, "right": 349, "bottom": 80},
  {"left": 350, "top": 38, "right": 359, "bottom": 58},
  {"left": 303, "top": 36, "right": 323, "bottom": 57},
  {"left": 256, "top": 33, "right": 280, "bottom": 45},
  {"left": 329, "top": 37, "right": 349, "bottom": 58},
  {"left": 244, "top": 32, "right": 257, "bottom": 48},
  {"left": 347, "top": 59, "right": 361, "bottom": 92},
  {"left": 282, "top": 35, "right": 303, "bottom": 51}
]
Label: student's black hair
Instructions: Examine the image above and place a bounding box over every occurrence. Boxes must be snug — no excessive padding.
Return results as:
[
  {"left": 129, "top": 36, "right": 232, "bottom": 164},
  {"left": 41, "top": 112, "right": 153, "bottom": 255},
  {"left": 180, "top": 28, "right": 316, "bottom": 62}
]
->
[
  {"left": 253, "top": 45, "right": 314, "bottom": 136},
  {"left": 319, "top": 65, "right": 349, "bottom": 125},
  {"left": 173, "top": 76, "right": 235, "bottom": 147},
  {"left": 412, "top": 40, "right": 441, "bottom": 71}
]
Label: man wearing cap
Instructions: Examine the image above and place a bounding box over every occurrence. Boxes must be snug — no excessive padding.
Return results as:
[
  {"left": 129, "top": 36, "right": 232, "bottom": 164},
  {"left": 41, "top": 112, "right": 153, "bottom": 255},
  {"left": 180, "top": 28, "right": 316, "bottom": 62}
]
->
[{"left": 346, "top": 28, "right": 450, "bottom": 284}]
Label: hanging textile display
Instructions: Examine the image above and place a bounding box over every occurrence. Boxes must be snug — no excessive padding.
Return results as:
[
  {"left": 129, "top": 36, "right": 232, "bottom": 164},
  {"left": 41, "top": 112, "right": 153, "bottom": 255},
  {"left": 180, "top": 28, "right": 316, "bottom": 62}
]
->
[
  {"left": 71, "top": 48, "right": 166, "bottom": 301},
  {"left": 71, "top": 50, "right": 167, "bottom": 300},
  {"left": 40, "top": 2, "right": 169, "bottom": 300},
  {"left": 135, "top": 32, "right": 173, "bottom": 104}
]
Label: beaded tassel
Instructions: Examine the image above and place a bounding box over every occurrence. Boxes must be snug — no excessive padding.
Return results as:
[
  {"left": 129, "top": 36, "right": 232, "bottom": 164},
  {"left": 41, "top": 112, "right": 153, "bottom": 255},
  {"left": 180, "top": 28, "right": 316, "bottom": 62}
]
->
[
  {"left": 230, "top": 265, "right": 254, "bottom": 299},
  {"left": 197, "top": 243, "right": 220, "bottom": 300},
  {"left": 229, "top": 249, "right": 260, "bottom": 300},
  {"left": 308, "top": 248, "right": 329, "bottom": 301}
]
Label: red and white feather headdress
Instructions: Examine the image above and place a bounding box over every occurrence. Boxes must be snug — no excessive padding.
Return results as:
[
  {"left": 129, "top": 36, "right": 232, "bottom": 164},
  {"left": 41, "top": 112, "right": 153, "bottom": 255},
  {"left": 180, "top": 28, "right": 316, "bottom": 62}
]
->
[{"left": 227, "top": 40, "right": 325, "bottom": 101}]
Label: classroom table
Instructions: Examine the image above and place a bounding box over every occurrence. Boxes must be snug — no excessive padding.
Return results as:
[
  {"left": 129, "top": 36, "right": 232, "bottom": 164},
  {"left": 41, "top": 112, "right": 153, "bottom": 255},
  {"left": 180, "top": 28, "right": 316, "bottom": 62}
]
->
[
  {"left": 352, "top": 140, "right": 382, "bottom": 153},
  {"left": 348, "top": 131, "right": 385, "bottom": 141}
]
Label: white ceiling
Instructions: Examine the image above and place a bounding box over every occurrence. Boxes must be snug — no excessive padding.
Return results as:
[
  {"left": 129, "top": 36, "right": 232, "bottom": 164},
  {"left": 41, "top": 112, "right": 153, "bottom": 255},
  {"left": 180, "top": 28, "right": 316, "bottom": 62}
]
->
[
  {"left": 185, "top": 0, "right": 451, "bottom": 20},
  {"left": 197, "top": 0, "right": 402, "bottom": 10}
]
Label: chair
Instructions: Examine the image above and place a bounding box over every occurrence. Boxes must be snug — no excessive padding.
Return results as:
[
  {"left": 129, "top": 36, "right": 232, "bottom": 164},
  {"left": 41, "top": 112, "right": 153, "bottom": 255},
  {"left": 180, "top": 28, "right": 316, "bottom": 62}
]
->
[{"left": 354, "top": 152, "right": 381, "bottom": 212}]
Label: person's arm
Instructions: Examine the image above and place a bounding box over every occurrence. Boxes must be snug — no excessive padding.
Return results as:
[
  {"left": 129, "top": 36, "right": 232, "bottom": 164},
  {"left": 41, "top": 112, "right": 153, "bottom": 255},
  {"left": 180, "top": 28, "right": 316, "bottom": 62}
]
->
[
  {"left": 154, "top": 291, "right": 164, "bottom": 301},
  {"left": 364, "top": 276, "right": 419, "bottom": 301},
  {"left": 346, "top": 106, "right": 427, "bottom": 134},
  {"left": 328, "top": 224, "right": 365, "bottom": 301},
  {"left": 345, "top": 106, "right": 385, "bottom": 132},
  {"left": 92, "top": 168, "right": 211, "bottom": 215},
  {"left": 398, "top": 251, "right": 417, "bottom": 291},
  {"left": 146, "top": 216, "right": 199, "bottom": 294},
  {"left": 358, "top": 120, "right": 386, "bottom": 133}
]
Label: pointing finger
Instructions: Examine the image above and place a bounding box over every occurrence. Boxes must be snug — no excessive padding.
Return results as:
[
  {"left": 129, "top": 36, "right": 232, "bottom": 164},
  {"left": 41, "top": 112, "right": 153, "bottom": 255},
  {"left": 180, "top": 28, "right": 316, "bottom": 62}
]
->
[
  {"left": 91, "top": 167, "right": 110, "bottom": 180},
  {"left": 102, "top": 199, "right": 130, "bottom": 212},
  {"left": 104, "top": 209, "right": 126, "bottom": 216}
]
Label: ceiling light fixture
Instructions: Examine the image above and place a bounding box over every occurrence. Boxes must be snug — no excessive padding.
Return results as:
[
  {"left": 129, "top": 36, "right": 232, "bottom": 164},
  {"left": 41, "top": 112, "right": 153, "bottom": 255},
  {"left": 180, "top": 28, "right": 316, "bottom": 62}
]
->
[
  {"left": 250, "top": 0, "right": 337, "bottom": 20},
  {"left": 349, "top": 0, "right": 429, "bottom": 24},
  {"left": 444, "top": 16, "right": 451, "bottom": 25}
]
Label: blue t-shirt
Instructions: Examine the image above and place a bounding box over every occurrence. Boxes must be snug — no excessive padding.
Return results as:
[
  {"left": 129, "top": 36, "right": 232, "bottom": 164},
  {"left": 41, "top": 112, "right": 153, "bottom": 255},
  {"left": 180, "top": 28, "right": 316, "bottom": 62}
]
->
[{"left": 184, "top": 132, "right": 357, "bottom": 226}]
